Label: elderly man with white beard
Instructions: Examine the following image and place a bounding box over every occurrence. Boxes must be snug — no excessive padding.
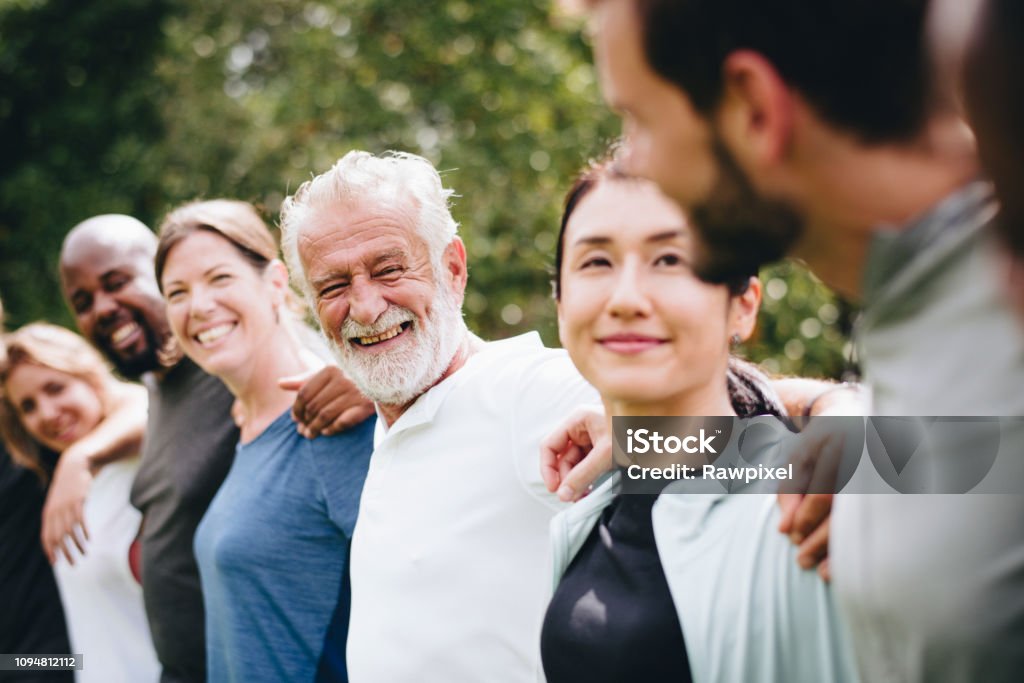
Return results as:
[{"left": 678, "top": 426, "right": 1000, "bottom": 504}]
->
[{"left": 279, "top": 150, "right": 598, "bottom": 682}]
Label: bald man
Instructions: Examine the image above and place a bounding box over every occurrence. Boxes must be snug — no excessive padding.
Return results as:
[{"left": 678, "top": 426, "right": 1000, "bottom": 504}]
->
[{"left": 58, "top": 215, "right": 372, "bottom": 683}]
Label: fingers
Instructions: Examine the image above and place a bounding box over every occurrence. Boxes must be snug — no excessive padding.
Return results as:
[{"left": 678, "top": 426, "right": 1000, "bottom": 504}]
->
[
  {"left": 557, "top": 443, "right": 581, "bottom": 480},
  {"left": 540, "top": 418, "right": 584, "bottom": 493},
  {"left": 539, "top": 405, "right": 608, "bottom": 498},
  {"left": 278, "top": 370, "right": 315, "bottom": 392},
  {"left": 326, "top": 405, "right": 377, "bottom": 434},
  {"left": 68, "top": 523, "right": 88, "bottom": 557},
  {"left": 790, "top": 494, "right": 833, "bottom": 544},
  {"left": 299, "top": 396, "right": 375, "bottom": 439},
  {"left": 776, "top": 493, "right": 801, "bottom": 534},
  {"left": 301, "top": 396, "right": 347, "bottom": 437},
  {"left": 292, "top": 367, "right": 369, "bottom": 437},
  {"left": 59, "top": 537, "right": 75, "bottom": 567},
  {"left": 286, "top": 369, "right": 330, "bottom": 425},
  {"left": 42, "top": 494, "right": 90, "bottom": 565},
  {"left": 796, "top": 516, "right": 830, "bottom": 570},
  {"left": 43, "top": 528, "right": 76, "bottom": 567},
  {"left": 557, "top": 439, "right": 611, "bottom": 502},
  {"left": 315, "top": 405, "right": 377, "bottom": 438},
  {"left": 817, "top": 557, "right": 832, "bottom": 582},
  {"left": 540, "top": 439, "right": 573, "bottom": 493}
]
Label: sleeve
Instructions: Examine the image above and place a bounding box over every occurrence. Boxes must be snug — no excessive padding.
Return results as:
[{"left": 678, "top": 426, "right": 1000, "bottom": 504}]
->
[
  {"left": 307, "top": 415, "right": 377, "bottom": 536},
  {"left": 510, "top": 350, "right": 601, "bottom": 507}
]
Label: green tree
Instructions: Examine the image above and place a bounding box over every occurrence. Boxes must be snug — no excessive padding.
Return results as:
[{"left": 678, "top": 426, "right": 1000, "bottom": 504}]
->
[
  {"left": 0, "top": 0, "right": 852, "bottom": 380},
  {"left": 0, "top": 0, "right": 174, "bottom": 326}
]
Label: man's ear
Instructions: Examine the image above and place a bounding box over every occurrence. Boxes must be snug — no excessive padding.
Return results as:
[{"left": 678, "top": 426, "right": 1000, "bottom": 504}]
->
[
  {"left": 443, "top": 238, "right": 469, "bottom": 302},
  {"left": 729, "top": 276, "right": 762, "bottom": 342},
  {"left": 716, "top": 50, "right": 795, "bottom": 168}
]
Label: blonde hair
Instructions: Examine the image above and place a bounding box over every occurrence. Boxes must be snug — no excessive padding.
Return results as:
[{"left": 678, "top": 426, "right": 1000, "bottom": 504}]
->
[
  {"left": 0, "top": 323, "right": 116, "bottom": 483},
  {"left": 155, "top": 198, "right": 325, "bottom": 370},
  {"left": 155, "top": 199, "right": 306, "bottom": 315}
]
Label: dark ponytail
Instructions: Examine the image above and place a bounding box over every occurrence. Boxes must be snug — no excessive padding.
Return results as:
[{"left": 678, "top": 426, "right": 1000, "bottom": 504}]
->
[{"left": 727, "top": 357, "right": 786, "bottom": 418}]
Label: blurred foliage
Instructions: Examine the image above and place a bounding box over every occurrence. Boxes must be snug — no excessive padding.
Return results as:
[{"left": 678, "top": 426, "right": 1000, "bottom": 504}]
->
[{"left": 0, "top": 0, "right": 852, "bottom": 379}]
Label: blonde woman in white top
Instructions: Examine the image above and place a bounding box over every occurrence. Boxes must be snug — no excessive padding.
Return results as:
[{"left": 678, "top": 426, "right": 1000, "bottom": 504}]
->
[{"left": 1, "top": 323, "right": 159, "bottom": 683}]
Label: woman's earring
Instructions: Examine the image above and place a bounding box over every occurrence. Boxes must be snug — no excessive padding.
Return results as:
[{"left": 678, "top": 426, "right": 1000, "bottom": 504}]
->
[{"left": 730, "top": 333, "right": 742, "bottom": 347}]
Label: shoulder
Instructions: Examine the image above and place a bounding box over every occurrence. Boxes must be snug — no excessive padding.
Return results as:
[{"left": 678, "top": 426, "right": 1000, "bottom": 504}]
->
[
  {"left": 474, "top": 333, "right": 588, "bottom": 394},
  {"left": 304, "top": 415, "right": 376, "bottom": 459}
]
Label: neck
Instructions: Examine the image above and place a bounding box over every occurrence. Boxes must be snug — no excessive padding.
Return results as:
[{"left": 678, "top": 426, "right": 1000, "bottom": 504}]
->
[
  {"left": 603, "top": 379, "right": 737, "bottom": 418},
  {"left": 377, "top": 330, "right": 485, "bottom": 427},
  {"left": 790, "top": 114, "right": 979, "bottom": 300},
  {"left": 225, "top": 326, "right": 320, "bottom": 442}
]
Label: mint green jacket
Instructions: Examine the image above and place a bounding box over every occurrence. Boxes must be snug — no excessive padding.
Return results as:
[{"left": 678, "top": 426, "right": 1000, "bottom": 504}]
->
[{"left": 549, "top": 473, "right": 859, "bottom": 682}]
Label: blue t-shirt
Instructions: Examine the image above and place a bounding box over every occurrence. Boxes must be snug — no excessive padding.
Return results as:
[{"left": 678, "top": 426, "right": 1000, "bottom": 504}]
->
[{"left": 194, "top": 410, "right": 375, "bottom": 683}]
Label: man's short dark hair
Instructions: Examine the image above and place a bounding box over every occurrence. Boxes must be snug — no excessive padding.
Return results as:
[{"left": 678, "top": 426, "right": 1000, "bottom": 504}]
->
[{"left": 633, "top": 0, "right": 932, "bottom": 144}]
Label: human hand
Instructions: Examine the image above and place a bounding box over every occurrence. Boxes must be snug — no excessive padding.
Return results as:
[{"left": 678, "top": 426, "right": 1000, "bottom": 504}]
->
[
  {"left": 540, "top": 405, "right": 611, "bottom": 502},
  {"left": 777, "top": 492, "right": 832, "bottom": 580},
  {"left": 777, "top": 409, "right": 866, "bottom": 580},
  {"left": 41, "top": 447, "right": 93, "bottom": 565},
  {"left": 280, "top": 366, "right": 375, "bottom": 439}
]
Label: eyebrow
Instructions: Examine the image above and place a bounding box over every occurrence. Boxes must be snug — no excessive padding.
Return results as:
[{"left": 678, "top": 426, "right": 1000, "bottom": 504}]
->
[
  {"left": 370, "top": 248, "right": 406, "bottom": 266},
  {"left": 308, "top": 248, "right": 409, "bottom": 291},
  {"left": 572, "top": 229, "right": 685, "bottom": 247},
  {"left": 163, "top": 263, "right": 233, "bottom": 288}
]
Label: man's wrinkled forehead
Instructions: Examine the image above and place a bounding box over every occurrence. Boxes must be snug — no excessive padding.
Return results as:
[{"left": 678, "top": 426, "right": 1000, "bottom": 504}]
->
[{"left": 298, "top": 195, "right": 420, "bottom": 252}]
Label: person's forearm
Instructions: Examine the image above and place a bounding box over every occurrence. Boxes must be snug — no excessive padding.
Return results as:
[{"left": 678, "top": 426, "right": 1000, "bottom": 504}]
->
[
  {"left": 770, "top": 377, "right": 865, "bottom": 418},
  {"left": 71, "top": 382, "right": 147, "bottom": 468}
]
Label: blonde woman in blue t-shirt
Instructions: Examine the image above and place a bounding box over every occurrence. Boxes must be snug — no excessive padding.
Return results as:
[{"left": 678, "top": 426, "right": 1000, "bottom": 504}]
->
[{"left": 156, "top": 199, "right": 374, "bottom": 682}]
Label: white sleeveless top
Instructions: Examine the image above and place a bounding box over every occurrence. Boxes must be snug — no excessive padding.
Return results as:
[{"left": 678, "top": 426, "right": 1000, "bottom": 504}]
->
[{"left": 53, "top": 456, "right": 160, "bottom": 683}]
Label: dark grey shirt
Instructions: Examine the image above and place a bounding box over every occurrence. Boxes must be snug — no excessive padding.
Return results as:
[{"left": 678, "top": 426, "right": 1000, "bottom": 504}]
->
[{"left": 130, "top": 357, "right": 237, "bottom": 683}]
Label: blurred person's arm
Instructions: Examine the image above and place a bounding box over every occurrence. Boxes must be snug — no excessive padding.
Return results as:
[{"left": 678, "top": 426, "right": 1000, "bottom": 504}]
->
[
  {"left": 773, "top": 378, "right": 866, "bottom": 581},
  {"left": 43, "top": 381, "right": 147, "bottom": 564},
  {"left": 772, "top": 377, "right": 866, "bottom": 420}
]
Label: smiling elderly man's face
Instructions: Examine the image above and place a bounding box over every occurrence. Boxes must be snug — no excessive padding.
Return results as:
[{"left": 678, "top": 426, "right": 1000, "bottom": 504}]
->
[{"left": 297, "top": 197, "right": 466, "bottom": 407}]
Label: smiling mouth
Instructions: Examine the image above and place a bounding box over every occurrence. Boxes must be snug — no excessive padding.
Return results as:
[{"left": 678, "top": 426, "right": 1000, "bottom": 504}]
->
[
  {"left": 109, "top": 321, "right": 140, "bottom": 348},
  {"left": 194, "top": 323, "right": 236, "bottom": 346},
  {"left": 45, "top": 418, "right": 78, "bottom": 444},
  {"left": 598, "top": 335, "right": 668, "bottom": 354},
  {"left": 350, "top": 321, "right": 412, "bottom": 347}
]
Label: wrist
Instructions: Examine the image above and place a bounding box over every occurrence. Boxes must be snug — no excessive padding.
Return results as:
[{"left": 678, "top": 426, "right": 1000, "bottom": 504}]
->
[{"left": 802, "top": 382, "right": 865, "bottom": 418}]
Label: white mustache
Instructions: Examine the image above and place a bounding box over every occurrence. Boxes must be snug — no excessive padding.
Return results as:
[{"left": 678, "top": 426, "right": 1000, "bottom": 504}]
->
[{"left": 340, "top": 306, "right": 416, "bottom": 340}]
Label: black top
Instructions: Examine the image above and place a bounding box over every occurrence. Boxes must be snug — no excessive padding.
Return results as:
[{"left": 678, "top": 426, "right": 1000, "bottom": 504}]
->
[
  {"left": 130, "top": 358, "right": 238, "bottom": 683},
  {"left": 541, "top": 494, "right": 692, "bottom": 683},
  {"left": 0, "top": 447, "right": 73, "bottom": 683}
]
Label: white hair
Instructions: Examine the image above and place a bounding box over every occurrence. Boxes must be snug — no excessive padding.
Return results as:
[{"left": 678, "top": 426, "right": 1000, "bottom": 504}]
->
[{"left": 279, "top": 150, "right": 460, "bottom": 301}]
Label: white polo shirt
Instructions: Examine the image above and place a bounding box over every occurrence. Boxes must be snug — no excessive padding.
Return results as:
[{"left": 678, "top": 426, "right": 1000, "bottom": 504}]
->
[{"left": 346, "top": 332, "right": 598, "bottom": 682}]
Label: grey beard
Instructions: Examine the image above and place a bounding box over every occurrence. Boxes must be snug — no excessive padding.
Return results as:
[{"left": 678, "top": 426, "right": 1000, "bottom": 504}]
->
[{"left": 327, "top": 284, "right": 467, "bottom": 408}]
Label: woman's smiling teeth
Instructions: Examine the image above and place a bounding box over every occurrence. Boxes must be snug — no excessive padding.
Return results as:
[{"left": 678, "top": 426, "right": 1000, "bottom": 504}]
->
[
  {"left": 195, "top": 322, "right": 236, "bottom": 346},
  {"left": 352, "top": 322, "right": 410, "bottom": 347}
]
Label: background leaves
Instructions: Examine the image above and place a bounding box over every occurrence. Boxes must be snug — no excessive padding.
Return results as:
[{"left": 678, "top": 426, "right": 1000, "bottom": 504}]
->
[{"left": 0, "top": 0, "right": 853, "bottom": 379}]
